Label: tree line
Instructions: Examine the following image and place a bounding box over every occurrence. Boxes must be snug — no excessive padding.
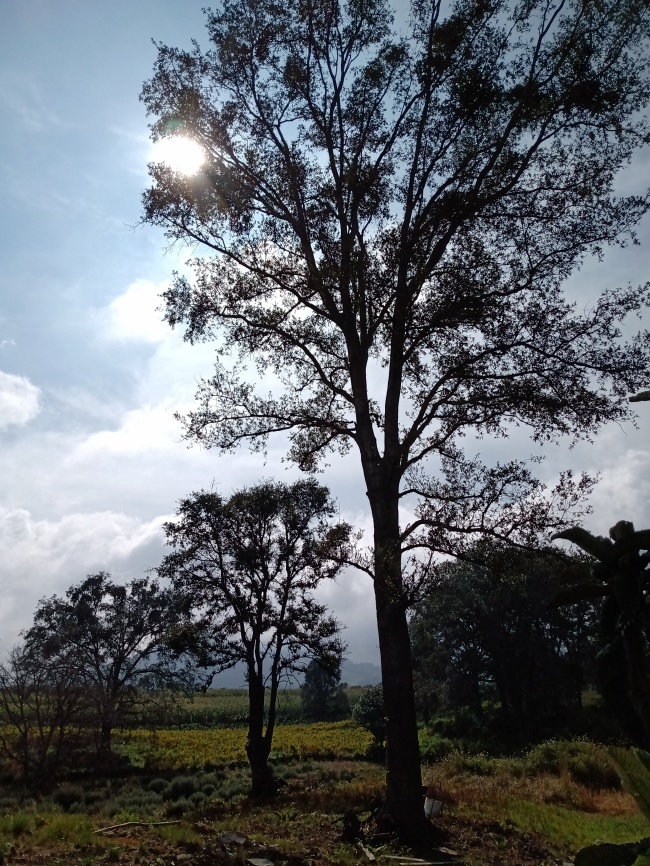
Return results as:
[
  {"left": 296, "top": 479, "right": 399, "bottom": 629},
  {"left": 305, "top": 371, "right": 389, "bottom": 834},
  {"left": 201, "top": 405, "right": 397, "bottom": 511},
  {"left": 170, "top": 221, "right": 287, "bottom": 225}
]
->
[
  {"left": 0, "top": 479, "right": 351, "bottom": 796},
  {"left": 3, "top": 482, "right": 620, "bottom": 798}
]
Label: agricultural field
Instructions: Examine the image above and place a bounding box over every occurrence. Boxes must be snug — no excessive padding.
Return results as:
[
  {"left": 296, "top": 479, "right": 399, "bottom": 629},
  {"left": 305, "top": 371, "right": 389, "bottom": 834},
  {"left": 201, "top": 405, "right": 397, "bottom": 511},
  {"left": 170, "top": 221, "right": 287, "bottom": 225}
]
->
[
  {"left": 0, "top": 723, "right": 649, "bottom": 865},
  {"left": 117, "top": 721, "right": 373, "bottom": 767},
  {"left": 134, "top": 687, "right": 366, "bottom": 729}
]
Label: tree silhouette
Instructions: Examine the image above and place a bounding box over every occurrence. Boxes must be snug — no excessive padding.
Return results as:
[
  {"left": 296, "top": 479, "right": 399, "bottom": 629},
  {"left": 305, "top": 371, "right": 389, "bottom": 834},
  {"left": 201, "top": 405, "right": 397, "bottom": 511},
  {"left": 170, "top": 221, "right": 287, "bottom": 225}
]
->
[
  {"left": 158, "top": 479, "right": 349, "bottom": 797},
  {"left": 300, "top": 657, "right": 350, "bottom": 722},
  {"left": 141, "top": 0, "right": 650, "bottom": 838},
  {"left": 24, "top": 573, "right": 185, "bottom": 758}
]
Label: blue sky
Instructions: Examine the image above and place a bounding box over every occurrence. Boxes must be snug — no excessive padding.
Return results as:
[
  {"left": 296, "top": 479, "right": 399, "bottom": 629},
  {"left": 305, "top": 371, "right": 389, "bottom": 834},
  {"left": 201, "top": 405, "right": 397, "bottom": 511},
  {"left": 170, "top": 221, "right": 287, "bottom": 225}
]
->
[{"left": 1, "top": 1, "right": 649, "bottom": 668}]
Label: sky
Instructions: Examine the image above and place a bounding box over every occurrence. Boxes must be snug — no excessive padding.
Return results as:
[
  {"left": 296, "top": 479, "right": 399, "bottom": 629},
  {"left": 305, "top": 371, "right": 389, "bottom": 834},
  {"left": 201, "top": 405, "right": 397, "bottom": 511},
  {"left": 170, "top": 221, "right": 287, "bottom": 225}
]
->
[{"left": 0, "top": 1, "right": 649, "bottom": 672}]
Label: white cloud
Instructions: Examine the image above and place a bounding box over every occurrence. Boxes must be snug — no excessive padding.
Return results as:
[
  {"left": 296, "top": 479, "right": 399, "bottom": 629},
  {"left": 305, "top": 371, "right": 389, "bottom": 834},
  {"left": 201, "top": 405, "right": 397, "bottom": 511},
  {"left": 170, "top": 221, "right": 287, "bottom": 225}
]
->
[
  {"left": 588, "top": 448, "right": 650, "bottom": 532},
  {"left": 71, "top": 400, "right": 186, "bottom": 458},
  {"left": 0, "top": 507, "right": 169, "bottom": 652},
  {"left": 104, "top": 279, "right": 170, "bottom": 343},
  {"left": 0, "top": 370, "right": 40, "bottom": 429}
]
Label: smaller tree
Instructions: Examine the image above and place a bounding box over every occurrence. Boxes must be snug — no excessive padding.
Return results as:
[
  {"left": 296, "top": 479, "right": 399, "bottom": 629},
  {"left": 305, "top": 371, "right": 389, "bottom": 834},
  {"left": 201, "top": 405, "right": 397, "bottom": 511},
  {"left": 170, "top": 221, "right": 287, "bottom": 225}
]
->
[
  {"left": 159, "top": 479, "right": 350, "bottom": 797},
  {"left": 300, "top": 658, "right": 350, "bottom": 722},
  {"left": 24, "top": 572, "right": 187, "bottom": 759},
  {"left": 352, "top": 685, "right": 385, "bottom": 747},
  {"left": 0, "top": 643, "right": 88, "bottom": 785}
]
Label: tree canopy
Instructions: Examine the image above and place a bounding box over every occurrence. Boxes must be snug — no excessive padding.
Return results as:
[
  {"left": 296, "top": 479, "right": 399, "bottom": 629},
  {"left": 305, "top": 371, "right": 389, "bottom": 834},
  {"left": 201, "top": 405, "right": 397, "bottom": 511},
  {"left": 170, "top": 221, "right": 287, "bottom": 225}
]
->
[
  {"left": 158, "top": 479, "right": 349, "bottom": 796},
  {"left": 141, "top": 0, "right": 650, "bottom": 837},
  {"left": 410, "top": 546, "right": 598, "bottom": 742},
  {"left": 300, "top": 657, "right": 350, "bottom": 722},
  {"left": 24, "top": 572, "right": 185, "bottom": 756}
]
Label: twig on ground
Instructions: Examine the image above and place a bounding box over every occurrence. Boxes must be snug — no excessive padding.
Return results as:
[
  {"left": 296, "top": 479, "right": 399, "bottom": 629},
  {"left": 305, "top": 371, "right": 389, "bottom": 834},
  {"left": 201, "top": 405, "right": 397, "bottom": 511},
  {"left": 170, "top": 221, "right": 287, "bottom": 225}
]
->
[{"left": 94, "top": 820, "right": 181, "bottom": 834}]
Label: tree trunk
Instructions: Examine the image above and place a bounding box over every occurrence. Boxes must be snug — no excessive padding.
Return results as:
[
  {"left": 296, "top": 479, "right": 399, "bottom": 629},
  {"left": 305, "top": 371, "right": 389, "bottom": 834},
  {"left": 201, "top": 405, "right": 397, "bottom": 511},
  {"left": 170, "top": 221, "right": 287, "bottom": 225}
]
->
[
  {"left": 246, "top": 673, "right": 275, "bottom": 799},
  {"left": 99, "top": 717, "right": 112, "bottom": 757},
  {"left": 368, "top": 478, "right": 427, "bottom": 842}
]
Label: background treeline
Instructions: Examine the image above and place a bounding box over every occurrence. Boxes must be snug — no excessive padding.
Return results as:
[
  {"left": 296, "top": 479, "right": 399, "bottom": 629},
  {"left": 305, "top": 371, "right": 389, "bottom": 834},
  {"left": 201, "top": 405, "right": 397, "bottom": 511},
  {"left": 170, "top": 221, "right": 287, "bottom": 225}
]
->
[
  {"left": 1, "top": 527, "right": 626, "bottom": 796},
  {"left": 410, "top": 545, "right": 602, "bottom": 748}
]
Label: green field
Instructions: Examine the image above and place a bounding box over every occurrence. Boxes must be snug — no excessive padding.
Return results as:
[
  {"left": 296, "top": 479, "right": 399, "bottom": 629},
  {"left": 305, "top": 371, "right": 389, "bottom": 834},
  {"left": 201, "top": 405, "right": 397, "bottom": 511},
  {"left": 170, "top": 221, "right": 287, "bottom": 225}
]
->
[{"left": 136, "top": 686, "right": 367, "bottom": 728}]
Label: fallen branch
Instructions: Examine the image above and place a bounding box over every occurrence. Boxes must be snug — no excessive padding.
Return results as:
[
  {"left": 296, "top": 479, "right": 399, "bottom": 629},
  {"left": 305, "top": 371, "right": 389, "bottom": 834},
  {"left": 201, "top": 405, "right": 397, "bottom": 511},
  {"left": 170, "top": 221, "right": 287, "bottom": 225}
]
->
[
  {"left": 94, "top": 820, "right": 181, "bottom": 834},
  {"left": 356, "top": 843, "right": 377, "bottom": 861}
]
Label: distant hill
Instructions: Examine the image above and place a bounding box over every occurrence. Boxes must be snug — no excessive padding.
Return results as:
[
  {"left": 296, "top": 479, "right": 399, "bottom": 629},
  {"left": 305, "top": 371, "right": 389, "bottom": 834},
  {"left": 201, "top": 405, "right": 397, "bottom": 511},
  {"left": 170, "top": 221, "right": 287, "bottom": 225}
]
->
[
  {"left": 209, "top": 659, "right": 381, "bottom": 689},
  {"left": 340, "top": 660, "right": 381, "bottom": 687}
]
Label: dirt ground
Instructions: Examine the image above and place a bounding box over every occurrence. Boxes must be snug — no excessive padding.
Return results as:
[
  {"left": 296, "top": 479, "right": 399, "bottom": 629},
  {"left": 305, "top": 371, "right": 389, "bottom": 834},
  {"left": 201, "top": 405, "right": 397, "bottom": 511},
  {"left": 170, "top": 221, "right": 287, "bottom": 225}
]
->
[{"left": 0, "top": 809, "right": 568, "bottom": 866}]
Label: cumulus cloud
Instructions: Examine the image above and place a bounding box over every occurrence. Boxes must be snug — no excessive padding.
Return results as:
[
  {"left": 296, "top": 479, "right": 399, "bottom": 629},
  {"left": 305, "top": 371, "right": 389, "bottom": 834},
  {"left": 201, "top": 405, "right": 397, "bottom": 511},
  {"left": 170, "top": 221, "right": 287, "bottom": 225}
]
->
[
  {"left": 104, "top": 279, "right": 170, "bottom": 343},
  {"left": 0, "top": 507, "right": 169, "bottom": 652},
  {"left": 588, "top": 448, "right": 650, "bottom": 531},
  {"left": 71, "top": 400, "right": 186, "bottom": 458},
  {"left": 0, "top": 370, "right": 40, "bottom": 429}
]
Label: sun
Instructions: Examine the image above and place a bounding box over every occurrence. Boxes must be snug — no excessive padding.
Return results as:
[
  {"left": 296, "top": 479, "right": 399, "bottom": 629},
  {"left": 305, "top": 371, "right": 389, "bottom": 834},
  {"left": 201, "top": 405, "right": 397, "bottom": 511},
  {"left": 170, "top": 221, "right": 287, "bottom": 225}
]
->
[{"left": 150, "top": 135, "right": 205, "bottom": 175}]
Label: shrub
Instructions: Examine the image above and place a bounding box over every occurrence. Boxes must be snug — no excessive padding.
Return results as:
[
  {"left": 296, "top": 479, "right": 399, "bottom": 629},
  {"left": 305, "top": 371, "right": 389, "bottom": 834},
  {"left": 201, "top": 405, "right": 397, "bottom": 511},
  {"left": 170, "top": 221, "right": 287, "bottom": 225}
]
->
[
  {"left": 165, "top": 775, "right": 196, "bottom": 801},
  {"left": 419, "top": 733, "right": 455, "bottom": 763},
  {"left": 146, "top": 778, "right": 168, "bottom": 795},
  {"left": 165, "top": 797, "right": 190, "bottom": 818},
  {"left": 351, "top": 686, "right": 385, "bottom": 744},
  {"left": 53, "top": 784, "right": 84, "bottom": 812}
]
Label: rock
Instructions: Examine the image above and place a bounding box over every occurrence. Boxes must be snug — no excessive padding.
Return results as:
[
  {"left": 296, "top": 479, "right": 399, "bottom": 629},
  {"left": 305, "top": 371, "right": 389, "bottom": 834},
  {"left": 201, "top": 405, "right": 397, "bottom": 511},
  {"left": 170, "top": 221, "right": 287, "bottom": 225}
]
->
[
  {"left": 574, "top": 839, "right": 650, "bottom": 866},
  {"left": 220, "top": 831, "right": 248, "bottom": 846}
]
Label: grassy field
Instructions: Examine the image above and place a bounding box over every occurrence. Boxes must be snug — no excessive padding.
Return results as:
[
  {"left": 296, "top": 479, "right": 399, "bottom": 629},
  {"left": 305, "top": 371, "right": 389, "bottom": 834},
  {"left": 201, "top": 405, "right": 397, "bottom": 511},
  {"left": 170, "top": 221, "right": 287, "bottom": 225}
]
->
[
  {"left": 135, "top": 686, "right": 367, "bottom": 728},
  {"left": 117, "top": 721, "right": 373, "bottom": 767},
  {"left": 0, "top": 720, "right": 648, "bottom": 865}
]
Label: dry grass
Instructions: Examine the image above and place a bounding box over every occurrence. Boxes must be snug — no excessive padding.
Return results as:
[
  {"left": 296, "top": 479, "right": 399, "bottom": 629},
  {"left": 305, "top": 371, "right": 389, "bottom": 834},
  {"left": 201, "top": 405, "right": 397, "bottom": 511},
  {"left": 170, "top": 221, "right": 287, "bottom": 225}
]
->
[{"left": 424, "top": 766, "right": 639, "bottom": 814}]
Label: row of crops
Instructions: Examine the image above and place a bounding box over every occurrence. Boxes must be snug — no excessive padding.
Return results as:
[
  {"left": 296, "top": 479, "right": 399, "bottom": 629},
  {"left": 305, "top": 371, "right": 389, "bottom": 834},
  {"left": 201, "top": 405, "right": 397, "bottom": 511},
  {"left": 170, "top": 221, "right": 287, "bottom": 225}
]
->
[{"left": 117, "top": 721, "right": 374, "bottom": 768}]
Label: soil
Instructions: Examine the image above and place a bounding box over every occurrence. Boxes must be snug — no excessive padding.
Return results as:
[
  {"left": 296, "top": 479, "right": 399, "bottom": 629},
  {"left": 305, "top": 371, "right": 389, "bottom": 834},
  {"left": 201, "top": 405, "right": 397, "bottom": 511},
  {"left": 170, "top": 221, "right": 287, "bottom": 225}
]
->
[{"left": 0, "top": 810, "right": 568, "bottom": 866}]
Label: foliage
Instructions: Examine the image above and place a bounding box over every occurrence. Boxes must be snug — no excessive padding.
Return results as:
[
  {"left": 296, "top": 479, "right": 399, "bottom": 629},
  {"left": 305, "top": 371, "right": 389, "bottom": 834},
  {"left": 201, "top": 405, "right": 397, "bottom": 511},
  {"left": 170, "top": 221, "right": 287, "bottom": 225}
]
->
[
  {"left": 22, "top": 572, "right": 189, "bottom": 757},
  {"left": 159, "top": 479, "right": 349, "bottom": 796},
  {"left": 410, "top": 546, "right": 598, "bottom": 742},
  {"left": 141, "top": 0, "right": 650, "bottom": 836},
  {"left": 351, "top": 685, "right": 385, "bottom": 746},
  {"left": 300, "top": 659, "right": 350, "bottom": 722},
  {"left": 0, "top": 643, "right": 89, "bottom": 784},
  {"left": 553, "top": 521, "right": 650, "bottom": 748}
]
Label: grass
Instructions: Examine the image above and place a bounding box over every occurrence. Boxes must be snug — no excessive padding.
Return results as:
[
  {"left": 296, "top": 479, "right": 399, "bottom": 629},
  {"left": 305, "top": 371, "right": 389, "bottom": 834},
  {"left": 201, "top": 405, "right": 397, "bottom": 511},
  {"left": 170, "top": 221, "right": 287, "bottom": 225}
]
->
[
  {"left": 132, "top": 685, "right": 368, "bottom": 728},
  {"left": 0, "top": 726, "right": 648, "bottom": 865},
  {"left": 502, "top": 799, "right": 648, "bottom": 850}
]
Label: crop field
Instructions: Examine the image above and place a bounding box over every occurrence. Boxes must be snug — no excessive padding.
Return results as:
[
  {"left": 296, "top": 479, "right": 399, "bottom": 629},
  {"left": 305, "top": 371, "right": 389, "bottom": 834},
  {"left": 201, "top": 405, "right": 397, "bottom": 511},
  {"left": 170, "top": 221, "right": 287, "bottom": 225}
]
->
[
  {"left": 133, "top": 686, "right": 367, "bottom": 728},
  {"left": 118, "top": 720, "right": 373, "bottom": 768}
]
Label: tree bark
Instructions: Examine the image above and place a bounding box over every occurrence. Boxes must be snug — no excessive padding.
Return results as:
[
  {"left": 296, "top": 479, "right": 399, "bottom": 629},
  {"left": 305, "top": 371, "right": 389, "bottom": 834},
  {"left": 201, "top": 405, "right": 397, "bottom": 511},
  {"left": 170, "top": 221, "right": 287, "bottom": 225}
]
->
[
  {"left": 246, "top": 673, "right": 275, "bottom": 799},
  {"left": 99, "top": 717, "right": 112, "bottom": 757},
  {"left": 367, "top": 476, "right": 427, "bottom": 841}
]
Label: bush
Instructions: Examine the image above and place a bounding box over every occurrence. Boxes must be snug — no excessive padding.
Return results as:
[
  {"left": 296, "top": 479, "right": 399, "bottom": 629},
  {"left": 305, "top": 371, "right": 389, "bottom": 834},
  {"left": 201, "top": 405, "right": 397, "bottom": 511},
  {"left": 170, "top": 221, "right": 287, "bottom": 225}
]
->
[
  {"left": 164, "top": 775, "right": 197, "bottom": 800},
  {"left": 351, "top": 686, "right": 385, "bottom": 744},
  {"left": 53, "top": 784, "right": 84, "bottom": 812},
  {"left": 419, "top": 733, "right": 455, "bottom": 763}
]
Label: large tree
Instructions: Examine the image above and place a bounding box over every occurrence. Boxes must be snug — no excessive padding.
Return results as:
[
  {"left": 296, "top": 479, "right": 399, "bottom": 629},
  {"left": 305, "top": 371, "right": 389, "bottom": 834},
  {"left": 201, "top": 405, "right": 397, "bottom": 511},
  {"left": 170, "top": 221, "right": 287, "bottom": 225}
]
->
[
  {"left": 141, "top": 0, "right": 650, "bottom": 838},
  {"left": 410, "top": 546, "right": 598, "bottom": 742},
  {"left": 158, "top": 479, "right": 349, "bottom": 797},
  {"left": 24, "top": 573, "right": 186, "bottom": 758}
]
